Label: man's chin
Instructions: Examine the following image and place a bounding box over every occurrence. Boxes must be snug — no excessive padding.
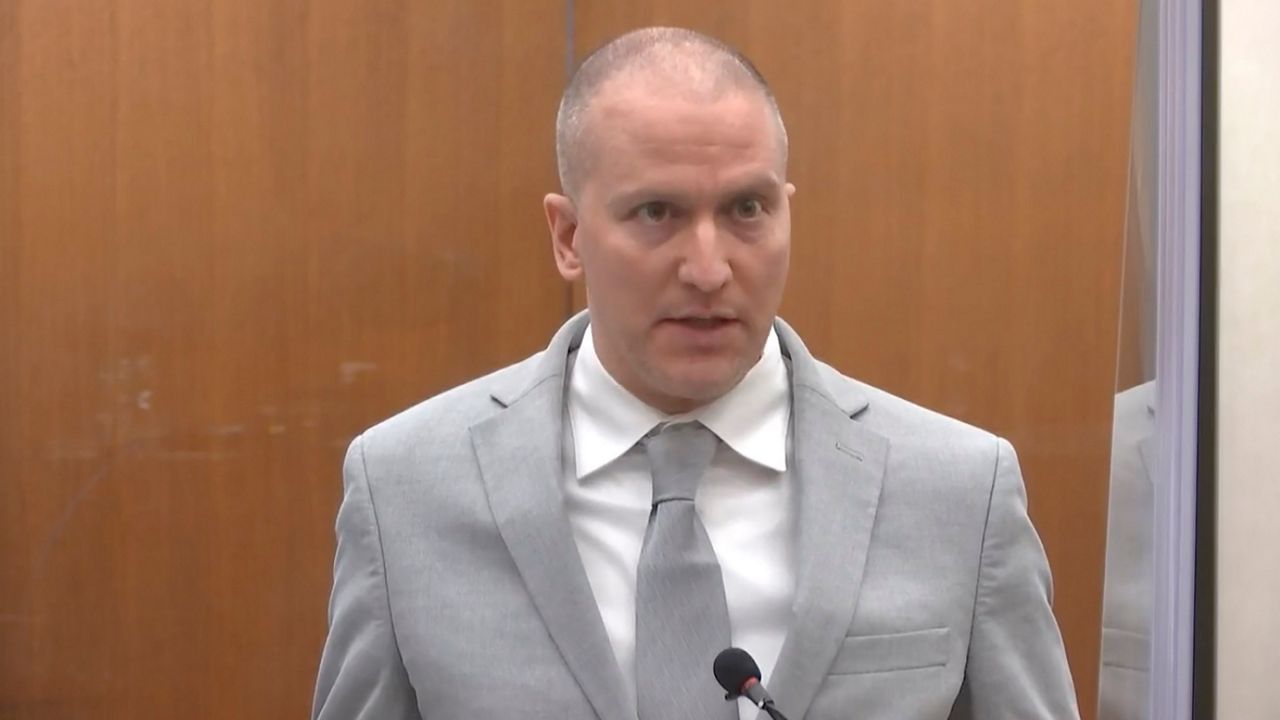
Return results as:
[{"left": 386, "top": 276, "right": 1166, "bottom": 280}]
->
[{"left": 653, "top": 369, "right": 748, "bottom": 411}]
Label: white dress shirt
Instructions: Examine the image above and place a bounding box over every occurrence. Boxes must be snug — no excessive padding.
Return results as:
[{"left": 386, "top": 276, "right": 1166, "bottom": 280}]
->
[{"left": 564, "top": 325, "right": 795, "bottom": 720}]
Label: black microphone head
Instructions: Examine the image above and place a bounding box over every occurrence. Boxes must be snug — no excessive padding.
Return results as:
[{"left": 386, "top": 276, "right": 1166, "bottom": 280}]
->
[{"left": 713, "top": 647, "right": 761, "bottom": 697}]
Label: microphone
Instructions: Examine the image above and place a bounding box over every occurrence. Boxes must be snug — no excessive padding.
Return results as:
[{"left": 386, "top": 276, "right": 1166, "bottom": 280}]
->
[{"left": 713, "top": 647, "right": 791, "bottom": 720}]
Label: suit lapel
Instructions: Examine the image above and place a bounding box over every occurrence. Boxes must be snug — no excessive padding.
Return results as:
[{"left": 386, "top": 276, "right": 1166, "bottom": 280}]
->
[
  {"left": 469, "top": 315, "right": 888, "bottom": 720},
  {"left": 470, "top": 314, "right": 635, "bottom": 720},
  {"left": 765, "top": 320, "right": 889, "bottom": 720}
]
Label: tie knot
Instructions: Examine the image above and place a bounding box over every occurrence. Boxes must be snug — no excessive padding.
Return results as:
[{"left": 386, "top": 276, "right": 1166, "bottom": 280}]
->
[{"left": 643, "top": 422, "right": 718, "bottom": 504}]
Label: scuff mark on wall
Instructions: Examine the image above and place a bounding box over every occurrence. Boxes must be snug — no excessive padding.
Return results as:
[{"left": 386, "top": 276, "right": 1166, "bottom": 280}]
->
[{"left": 339, "top": 361, "right": 378, "bottom": 385}]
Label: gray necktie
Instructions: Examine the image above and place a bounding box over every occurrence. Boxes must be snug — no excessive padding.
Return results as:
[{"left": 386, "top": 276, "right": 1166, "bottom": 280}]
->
[{"left": 635, "top": 422, "right": 736, "bottom": 720}]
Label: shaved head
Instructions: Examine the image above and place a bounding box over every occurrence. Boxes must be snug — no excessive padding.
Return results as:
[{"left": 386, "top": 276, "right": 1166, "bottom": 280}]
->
[{"left": 555, "top": 27, "right": 789, "bottom": 198}]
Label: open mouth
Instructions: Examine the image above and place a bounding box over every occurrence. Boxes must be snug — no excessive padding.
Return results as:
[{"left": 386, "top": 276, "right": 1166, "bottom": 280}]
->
[{"left": 662, "top": 317, "right": 740, "bottom": 338}]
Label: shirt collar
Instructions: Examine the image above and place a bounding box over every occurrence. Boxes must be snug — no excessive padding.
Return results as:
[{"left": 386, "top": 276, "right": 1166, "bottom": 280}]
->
[{"left": 568, "top": 324, "right": 790, "bottom": 480}]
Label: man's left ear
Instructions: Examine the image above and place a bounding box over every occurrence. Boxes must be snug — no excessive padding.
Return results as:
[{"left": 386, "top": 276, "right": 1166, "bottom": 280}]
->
[
  {"left": 785, "top": 182, "right": 797, "bottom": 198},
  {"left": 543, "top": 193, "right": 583, "bottom": 282}
]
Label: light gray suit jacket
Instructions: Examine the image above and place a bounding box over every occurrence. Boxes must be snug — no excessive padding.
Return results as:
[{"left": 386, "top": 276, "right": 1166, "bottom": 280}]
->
[{"left": 313, "top": 314, "right": 1079, "bottom": 719}]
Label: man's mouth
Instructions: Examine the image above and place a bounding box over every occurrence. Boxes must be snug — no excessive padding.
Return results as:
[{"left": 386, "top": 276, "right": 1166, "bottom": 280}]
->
[{"left": 674, "top": 317, "right": 734, "bottom": 329}]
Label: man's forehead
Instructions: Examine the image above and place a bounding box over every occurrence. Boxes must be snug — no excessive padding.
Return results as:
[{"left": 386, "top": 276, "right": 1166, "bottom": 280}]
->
[
  {"left": 590, "top": 84, "right": 777, "bottom": 150},
  {"left": 568, "top": 68, "right": 787, "bottom": 199},
  {"left": 595, "top": 138, "right": 783, "bottom": 201}
]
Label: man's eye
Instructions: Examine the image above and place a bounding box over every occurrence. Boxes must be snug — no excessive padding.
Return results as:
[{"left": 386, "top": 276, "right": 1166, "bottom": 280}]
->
[
  {"left": 734, "top": 197, "right": 764, "bottom": 219},
  {"left": 636, "top": 202, "right": 670, "bottom": 224}
]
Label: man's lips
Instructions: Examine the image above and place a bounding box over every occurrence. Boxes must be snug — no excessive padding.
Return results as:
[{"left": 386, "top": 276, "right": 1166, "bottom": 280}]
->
[
  {"left": 665, "top": 310, "right": 738, "bottom": 322},
  {"left": 660, "top": 316, "right": 741, "bottom": 331}
]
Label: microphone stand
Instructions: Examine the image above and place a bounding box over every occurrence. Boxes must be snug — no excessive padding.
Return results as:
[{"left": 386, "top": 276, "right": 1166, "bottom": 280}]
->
[
  {"left": 761, "top": 702, "right": 789, "bottom": 720},
  {"left": 738, "top": 691, "right": 789, "bottom": 720}
]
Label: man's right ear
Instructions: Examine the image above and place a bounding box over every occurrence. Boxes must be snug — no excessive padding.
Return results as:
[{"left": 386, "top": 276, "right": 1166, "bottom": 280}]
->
[{"left": 543, "top": 193, "right": 583, "bottom": 282}]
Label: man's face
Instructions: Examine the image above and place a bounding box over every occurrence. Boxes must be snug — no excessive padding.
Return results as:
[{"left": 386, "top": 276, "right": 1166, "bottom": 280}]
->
[{"left": 546, "top": 79, "right": 794, "bottom": 413}]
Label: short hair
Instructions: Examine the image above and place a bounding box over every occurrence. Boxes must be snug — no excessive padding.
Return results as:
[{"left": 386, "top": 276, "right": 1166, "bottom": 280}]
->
[{"left": 554, "top": 27, "right": 789, "bottom": 198}]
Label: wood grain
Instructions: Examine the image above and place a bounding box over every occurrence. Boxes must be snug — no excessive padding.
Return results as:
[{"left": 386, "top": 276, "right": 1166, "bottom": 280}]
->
[
  {"left": 0, "top": 1, "right": 566, "bottom": 717},
  {"left": 1, "top": 1, "right": 1137, "bottom": 718}
]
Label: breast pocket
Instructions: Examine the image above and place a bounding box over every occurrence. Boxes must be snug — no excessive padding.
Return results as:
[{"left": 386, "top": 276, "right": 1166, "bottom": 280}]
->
[{"left": 828, "top": 627, "right": 951, "bottom": 675}]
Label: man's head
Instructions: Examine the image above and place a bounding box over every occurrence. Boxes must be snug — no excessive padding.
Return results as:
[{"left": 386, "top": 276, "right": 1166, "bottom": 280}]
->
[{"left": 544, "top": 27, "right": 795, "bottom": 414}]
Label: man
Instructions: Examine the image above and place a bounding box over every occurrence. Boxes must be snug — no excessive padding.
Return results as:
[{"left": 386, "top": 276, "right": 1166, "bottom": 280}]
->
[{"left": 313, "top": 27, "right": 1079, "bottom": 720}]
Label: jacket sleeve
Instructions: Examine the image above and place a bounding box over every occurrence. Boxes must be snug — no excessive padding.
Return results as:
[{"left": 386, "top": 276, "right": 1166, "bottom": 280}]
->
[
  {"left": 312, "top": 435, "right": 421, "bottom": 720},
  {"left": 951, "top": 438, "right": 1081, "bottom": 719}
]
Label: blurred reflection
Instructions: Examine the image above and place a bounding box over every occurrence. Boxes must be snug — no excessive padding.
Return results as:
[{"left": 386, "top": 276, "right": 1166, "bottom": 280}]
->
[
  {"left": 1098, "top": 0, "right": 1158, "bottom": 717},
  {"left": 1099, "top": 381, "right": 1155, "bottom": 719}
]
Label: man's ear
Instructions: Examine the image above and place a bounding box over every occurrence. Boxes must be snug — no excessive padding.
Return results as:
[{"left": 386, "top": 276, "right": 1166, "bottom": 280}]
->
[{"left": 544, "top": 193, "right": 583, "bottom": 282}]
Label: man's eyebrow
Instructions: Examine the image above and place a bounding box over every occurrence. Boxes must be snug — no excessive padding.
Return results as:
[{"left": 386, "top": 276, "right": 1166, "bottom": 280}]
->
[
  {"left": 605, "top": 187, "right": 686, "bottom": 213},
  {"left": 606, "top": 173, "right": 784, "bottom": 213}
]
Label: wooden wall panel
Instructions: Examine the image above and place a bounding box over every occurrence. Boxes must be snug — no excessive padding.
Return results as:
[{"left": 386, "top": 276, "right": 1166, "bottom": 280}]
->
[
  {"left": 0, "top": 0, "right": 21, "bottom": 708},
  {"left": 574, "top": 4, "right": 1136, "bottom": 718},
  {"left": 3, "top": 0, "right": 1136, "bottom": 717},
  {"left": 0, "top": 1, "right": 566, "bottom": 717}
]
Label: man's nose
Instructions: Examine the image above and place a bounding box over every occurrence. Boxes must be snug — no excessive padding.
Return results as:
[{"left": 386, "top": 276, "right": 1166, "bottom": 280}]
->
[{"left": 676, "top": 217, "right": 732, "bottom": 292}]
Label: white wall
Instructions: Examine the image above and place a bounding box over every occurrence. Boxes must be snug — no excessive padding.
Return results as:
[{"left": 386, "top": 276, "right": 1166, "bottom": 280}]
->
[{"left": 1217, "top": 0, "right": 1280, "bottom": 716}]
